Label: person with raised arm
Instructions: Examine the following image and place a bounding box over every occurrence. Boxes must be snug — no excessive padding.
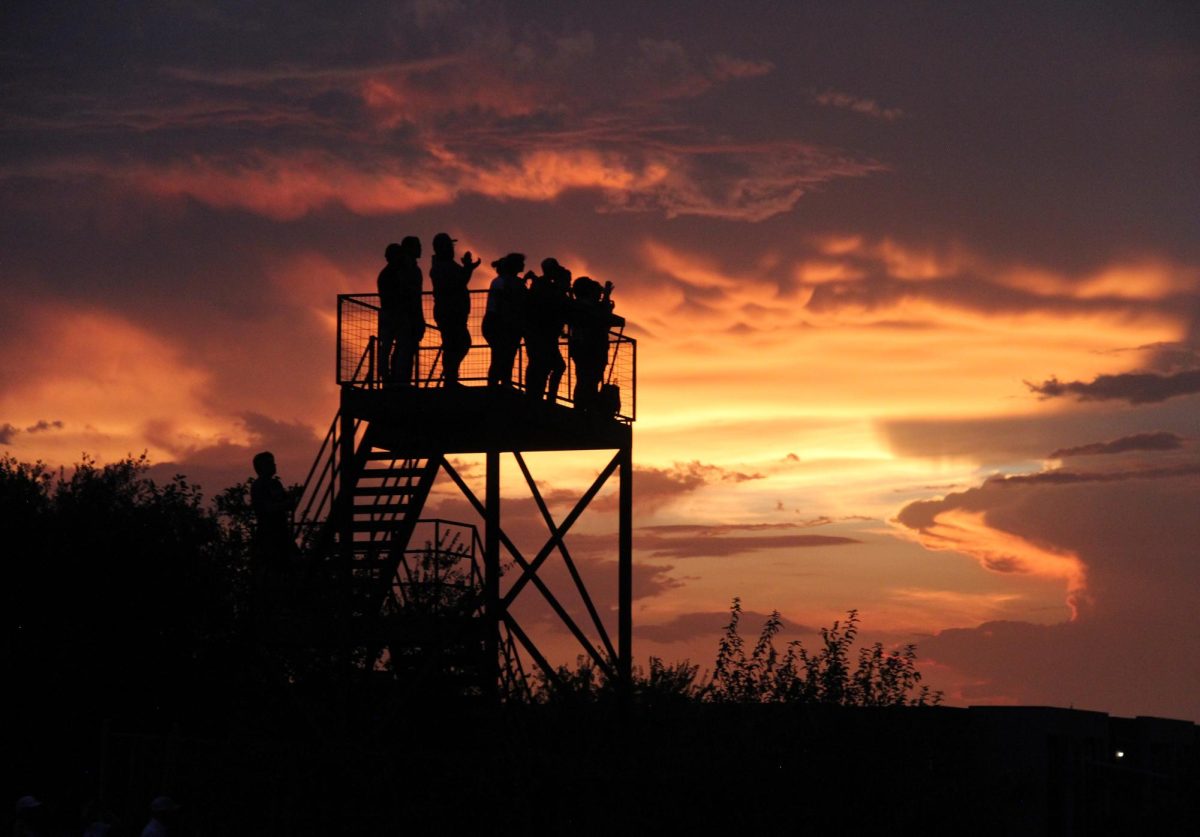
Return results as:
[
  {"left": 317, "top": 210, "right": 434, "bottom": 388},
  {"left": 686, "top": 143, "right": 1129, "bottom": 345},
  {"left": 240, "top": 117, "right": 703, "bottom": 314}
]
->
[
  {"left": 568, "top": 276, "right": 623, "bottom": 411},
  {"left": 429, "top": 232, "right": 481, "bottom": 387}
]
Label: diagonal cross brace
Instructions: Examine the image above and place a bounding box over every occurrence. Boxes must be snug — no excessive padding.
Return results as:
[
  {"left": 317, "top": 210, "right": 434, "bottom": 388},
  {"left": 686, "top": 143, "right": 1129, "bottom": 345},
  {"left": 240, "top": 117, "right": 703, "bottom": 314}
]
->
[
  {"left": 439, "top": 455, "right": 618, "bottom": 679},
  {"left": 500, "top": 450, "right": 621, "bottom": 608},
  {"left": 513, "top": 451, "right": 618, "bottom": 663}
]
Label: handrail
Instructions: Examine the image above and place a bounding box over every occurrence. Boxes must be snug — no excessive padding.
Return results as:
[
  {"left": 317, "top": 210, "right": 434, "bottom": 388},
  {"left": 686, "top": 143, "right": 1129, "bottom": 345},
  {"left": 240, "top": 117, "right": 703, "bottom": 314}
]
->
[
  {"left": 293, "top": 413, "right": 340, "bottom": 542},
  {"left": 336, "top": 291, "right": 637, "bottom": 421}
]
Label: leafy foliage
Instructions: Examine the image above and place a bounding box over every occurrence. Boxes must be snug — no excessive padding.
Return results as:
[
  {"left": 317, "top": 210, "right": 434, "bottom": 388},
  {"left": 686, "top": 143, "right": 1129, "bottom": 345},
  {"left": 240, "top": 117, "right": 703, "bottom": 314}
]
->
[
  {"left": 4, "top": 453, "right": 252, "bottom": 724},
  {"left": 706, "top": 598, "right": 941, "bottom": 706},
  {"left": 5, "top": 451, "right": 939, "bottom": 721},
  {"left": 530, "top": 598, "right": 940, "bottom": 707},
  {"left": 531, "top": 655, "right": 701, "bottom": 705}
]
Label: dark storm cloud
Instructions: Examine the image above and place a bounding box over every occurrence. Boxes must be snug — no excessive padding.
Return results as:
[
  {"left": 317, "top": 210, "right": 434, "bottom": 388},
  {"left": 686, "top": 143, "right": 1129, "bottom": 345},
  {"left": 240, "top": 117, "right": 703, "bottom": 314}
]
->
[
  {"left": 1027, "top": 369, "right": 1200, "bottom": 405},
  {"left": 1, "top": 1, "right": 881, "bottom": 224},
  {"left": 622, "top": 461, "right": 764, "bottom": 511},
  {"left": 3, "top": 1, "right": 1195, "bottom": 334},
  {"left": 1048, "top": 431, "right": 1185, "bottom": 459},
  {"left": 896, "top": 460, "right": 1200, "bottom": 534},
  {"left": 894, "top": 446, "right": 1200, "bottom": 718},
  {"left": 919, "top": 613, "right": 1199, "bottom": 720},
  {"left": 25, "top": 420, "right": 64, "bottom": 433},
  {"left": 0, "top": 420, "right": 64, "bottom": 445}
]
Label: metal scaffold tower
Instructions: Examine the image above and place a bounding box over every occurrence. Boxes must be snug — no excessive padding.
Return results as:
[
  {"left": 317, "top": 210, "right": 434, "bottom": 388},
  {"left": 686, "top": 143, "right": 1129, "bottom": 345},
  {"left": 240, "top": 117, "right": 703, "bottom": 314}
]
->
[{"left": 291, "top": 291, "right": 636, "bottom": 701}]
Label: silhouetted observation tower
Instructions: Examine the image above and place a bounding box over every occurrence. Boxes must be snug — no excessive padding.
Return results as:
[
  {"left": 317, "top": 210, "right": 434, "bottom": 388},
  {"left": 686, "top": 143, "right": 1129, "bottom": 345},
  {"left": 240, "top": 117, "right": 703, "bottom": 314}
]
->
[{"left": 293, "top": 290, "right": 636, "bottom": 699}]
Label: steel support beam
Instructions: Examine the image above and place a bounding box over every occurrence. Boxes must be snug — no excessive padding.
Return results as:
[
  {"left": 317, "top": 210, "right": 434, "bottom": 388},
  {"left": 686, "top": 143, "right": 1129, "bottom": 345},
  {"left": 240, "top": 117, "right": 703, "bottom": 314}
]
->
[
  {"left": 484, "top": 450, "right": 501, "bottom": 698},
  {"left": 618, "top": 442, "right": 633, "bottom": 689}
]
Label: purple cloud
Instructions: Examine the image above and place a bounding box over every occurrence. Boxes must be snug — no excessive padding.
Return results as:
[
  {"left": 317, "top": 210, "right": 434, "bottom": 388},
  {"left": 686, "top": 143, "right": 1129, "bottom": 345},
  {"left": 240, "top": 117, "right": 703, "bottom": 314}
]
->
[
  {"left": 1027, "top": 369, "right": 1200, "bottom": 405},
  {"left": 1048, "top": 431, "right": 1185, "bottom": 459}
]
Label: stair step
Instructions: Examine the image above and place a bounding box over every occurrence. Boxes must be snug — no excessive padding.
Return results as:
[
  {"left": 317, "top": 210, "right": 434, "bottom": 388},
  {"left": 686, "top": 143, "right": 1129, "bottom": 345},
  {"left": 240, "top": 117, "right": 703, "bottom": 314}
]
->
[
  {"left": 353, "top": 485, "right": 417, "bottom": 496},
  {"left": 364, "top": 451, "right": 425, "bottom": 463},
  {"left": 353, "top": 502, "right": 410, "bottom": 514},
  {"left": 357, "top": 474, "right": 423, "bottom": 485},
  {"left": 360, "top": 461, "right": 424, "bottom": 472},
  {"left": 351, "top": 519, "right": 412, "bottom": 532}
]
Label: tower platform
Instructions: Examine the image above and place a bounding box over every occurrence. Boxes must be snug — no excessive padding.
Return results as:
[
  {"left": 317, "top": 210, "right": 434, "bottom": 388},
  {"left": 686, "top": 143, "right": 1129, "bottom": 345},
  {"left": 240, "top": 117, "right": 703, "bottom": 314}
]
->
[
  {"left": 340, "top": 385, "right": 631, "bottom": 454},
  {"left": 290, "top": 289, "right": 636, "bottom": 701}
]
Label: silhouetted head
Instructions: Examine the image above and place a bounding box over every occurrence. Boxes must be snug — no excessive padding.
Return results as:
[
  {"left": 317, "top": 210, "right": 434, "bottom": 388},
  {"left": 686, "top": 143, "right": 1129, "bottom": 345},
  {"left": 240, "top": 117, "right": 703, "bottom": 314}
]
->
[
  {"left": 573, "top": 276, "right": 601, "bottom": 301},
  {"left": 384, "top": 242, "right": 403, "bottom": 264},
  {"left": 432, "top": 232, "right": 456, "bottom": 257},
  {"left": 252, "top": 451, "right": 276, "bottom": 478},
  {"left": 493, "top": 252, "right": 525, "bottom": 276},
  {"left": 400, "top": 236, "right": 421, "bottom": 259},
  {"left": 541, "top": 257, "right": 561, "bottom": 277}
]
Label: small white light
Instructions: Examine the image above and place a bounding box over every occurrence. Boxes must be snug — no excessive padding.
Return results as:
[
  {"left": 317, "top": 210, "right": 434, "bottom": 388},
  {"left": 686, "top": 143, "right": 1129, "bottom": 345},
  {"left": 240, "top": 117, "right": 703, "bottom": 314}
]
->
[{"left": 1115, "top": 750, "right": 1125, "bottom": 759}]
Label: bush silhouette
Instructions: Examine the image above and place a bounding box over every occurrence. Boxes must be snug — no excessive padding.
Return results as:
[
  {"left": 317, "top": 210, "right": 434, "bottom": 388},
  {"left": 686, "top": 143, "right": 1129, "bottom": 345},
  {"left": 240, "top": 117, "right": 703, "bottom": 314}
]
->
[
  {"left": 706, "top": 597, "right": 941, "bottom": 706},
  {"left": 529, "top": 598, "right": 940, "bottom": 706}
]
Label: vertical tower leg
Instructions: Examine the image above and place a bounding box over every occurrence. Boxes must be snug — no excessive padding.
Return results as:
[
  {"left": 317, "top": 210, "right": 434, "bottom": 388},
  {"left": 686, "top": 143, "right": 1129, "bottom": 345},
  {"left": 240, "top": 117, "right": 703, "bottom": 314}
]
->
[
  {"left": 337, "top": 405, "right": 357, "bottom": 570},
  {"left": 485, "top": 450, "right": 501, "bottom": 698},
  {"left": 618, "top": 441, "right": 633, "bottom": 689},
  {"left": 337, "top": 403, "right": 358, "bottom": 722}
]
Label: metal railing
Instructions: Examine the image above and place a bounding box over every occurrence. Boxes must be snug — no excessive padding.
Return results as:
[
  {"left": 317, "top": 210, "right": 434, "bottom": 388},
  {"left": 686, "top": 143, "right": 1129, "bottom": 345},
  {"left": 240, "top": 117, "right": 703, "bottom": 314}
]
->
[
  {"left": 336, "top": 292, "right": 636, "bottom": 422},
  {"left": 293, "top": 410, "right": 355, "bottom": 546}
]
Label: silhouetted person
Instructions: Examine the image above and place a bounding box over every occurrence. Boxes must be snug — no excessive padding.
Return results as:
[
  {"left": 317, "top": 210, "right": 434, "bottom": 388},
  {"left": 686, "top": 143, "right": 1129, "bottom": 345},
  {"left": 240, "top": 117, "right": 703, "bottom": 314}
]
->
[
  {"left": 251, "top": 451, "right": 292, "bottom": 629},
  {"left": 13, "top": 796, "right": 47, "bottom": 837},
  {"left": 140, "top": 797, "right": 179, "bottom": 837},
  {"left": 377, "top": 236, "right": 425, "bottom": 384},
  {"left": 482, "top": 253, "right": 527, "bottom": 388},
  {"left": 525, "top": 257, "right": 570, "bottom": 402},
  {"left": 568, "top": 277, "right": 622, "bottom": 411},
  {"left": 429, "top": 232, "right": 481, "bottom": 386},
  {"left": 251, "top": 451, "right": 292, "bottom": 556}
]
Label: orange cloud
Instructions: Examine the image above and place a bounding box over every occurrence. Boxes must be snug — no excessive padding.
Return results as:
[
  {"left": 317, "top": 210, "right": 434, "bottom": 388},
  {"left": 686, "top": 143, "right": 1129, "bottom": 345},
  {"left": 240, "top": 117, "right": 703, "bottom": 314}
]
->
[
  {"left": 998, "top": 260, "right": 1199, "bottom": 301},
  {"left": 898, "top": 509, "right": 1087, "bottom": 619},
  {"left": 0, "top": 304, "right": 239, "bottom": 465}
]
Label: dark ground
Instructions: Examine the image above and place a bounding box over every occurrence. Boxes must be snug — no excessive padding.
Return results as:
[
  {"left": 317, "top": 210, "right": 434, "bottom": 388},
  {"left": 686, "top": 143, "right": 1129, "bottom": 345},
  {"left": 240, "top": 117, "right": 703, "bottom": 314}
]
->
[{"left": 7, "top": 697, "right": 1197, "bottom": 836}]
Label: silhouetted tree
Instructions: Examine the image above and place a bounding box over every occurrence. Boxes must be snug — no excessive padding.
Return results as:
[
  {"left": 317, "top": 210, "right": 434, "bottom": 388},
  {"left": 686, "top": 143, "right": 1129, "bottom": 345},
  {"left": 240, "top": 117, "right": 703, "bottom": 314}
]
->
[
  {"left": 4, "top": 454, "right": 251, "bottom": 727},
  {"left": 527, "top": 598, "right": 940, "bottom": 707},
  {"left": 531, "top": 655, "right": 701, "bottom": 705},
  {"left": 706, "top": 598, "right": 941, "bottom": 706}
]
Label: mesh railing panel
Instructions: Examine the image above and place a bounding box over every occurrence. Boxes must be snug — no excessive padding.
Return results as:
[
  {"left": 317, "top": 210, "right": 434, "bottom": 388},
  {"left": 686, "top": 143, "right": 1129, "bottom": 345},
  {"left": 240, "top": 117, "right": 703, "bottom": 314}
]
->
[{"left": 338, "top": 292, "right": 636, "bottom": 421}]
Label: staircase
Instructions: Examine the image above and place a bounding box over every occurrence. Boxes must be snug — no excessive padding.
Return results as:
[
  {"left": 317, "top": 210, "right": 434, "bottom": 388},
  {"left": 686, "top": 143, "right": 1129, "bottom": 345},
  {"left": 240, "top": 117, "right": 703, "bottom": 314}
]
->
[{"left": 290, "top": 412, "right": 518, "bottom": 697}]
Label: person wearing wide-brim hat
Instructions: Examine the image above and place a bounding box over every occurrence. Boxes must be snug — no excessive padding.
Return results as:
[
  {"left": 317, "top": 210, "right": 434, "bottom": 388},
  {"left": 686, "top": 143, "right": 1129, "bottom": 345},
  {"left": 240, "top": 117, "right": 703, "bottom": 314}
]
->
[{"left": 482, "top": 253, "right": 528, "bottom": 388}]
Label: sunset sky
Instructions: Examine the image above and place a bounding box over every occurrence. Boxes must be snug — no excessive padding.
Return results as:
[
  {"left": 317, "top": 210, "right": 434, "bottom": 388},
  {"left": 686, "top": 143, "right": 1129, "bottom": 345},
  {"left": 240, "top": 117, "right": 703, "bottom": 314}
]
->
[{"left": 3, "top": 2, "right": 1198, "bottom": 720}]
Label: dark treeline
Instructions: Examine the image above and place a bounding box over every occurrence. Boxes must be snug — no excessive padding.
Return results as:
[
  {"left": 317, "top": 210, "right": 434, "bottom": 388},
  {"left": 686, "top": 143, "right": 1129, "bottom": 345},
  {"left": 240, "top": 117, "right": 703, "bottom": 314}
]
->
[
  {"left": 3, "top": 454, "right": 937, "bottom": 719},
  {"left": 1, "top": 452, "right": 944, "bottom": 831},
  {"left": 5, "top": 455, "right": 248, "bottom": 726},
  {"left": 8, "top": 454, "right": 1190, "bottom": 835}
]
